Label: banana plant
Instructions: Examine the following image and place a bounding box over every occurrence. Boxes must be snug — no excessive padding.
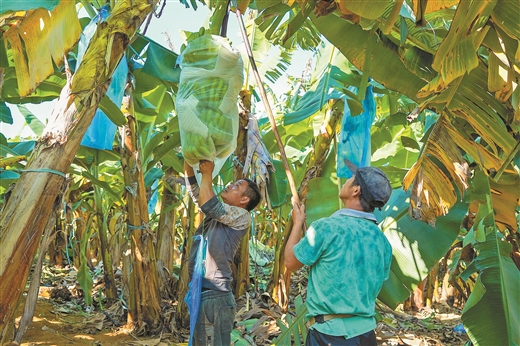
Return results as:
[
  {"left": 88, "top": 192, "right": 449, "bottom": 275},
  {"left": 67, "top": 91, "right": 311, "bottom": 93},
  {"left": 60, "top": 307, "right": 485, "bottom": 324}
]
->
[
  {"left": 253, "top": 0, "right": 519, "bottom": 226},
  {"left": 69, "top": 146, "right": 125, "bottom": 303},
  {"left": 120, "top": 73, "right": 163, "bottom": 333},
  {"left": 0, "top": 0, "right": 161, "bottom": 340},
  {"left": 459, "top": 170, "right": 519, "bottom": 345}
]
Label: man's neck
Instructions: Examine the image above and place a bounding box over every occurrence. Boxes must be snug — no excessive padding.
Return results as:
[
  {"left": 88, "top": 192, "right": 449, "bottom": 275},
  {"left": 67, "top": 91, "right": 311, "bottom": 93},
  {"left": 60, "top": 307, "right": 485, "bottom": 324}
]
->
[{"left": 341, "top": 198, "right": 364, "bottom": 212}]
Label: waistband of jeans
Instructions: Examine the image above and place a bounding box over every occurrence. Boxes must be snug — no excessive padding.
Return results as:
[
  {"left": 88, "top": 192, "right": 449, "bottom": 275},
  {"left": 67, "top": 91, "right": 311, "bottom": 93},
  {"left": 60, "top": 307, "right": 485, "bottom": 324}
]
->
[{"left": 200, "top": 289, "right": 233, "bottom": 300}]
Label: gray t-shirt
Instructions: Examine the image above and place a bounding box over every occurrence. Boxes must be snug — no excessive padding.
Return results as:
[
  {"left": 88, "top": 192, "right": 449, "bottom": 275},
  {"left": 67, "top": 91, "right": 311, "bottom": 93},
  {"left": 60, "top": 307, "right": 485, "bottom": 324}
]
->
[{"left": 186, "top": 176, "right": 251, "bottom": 292}]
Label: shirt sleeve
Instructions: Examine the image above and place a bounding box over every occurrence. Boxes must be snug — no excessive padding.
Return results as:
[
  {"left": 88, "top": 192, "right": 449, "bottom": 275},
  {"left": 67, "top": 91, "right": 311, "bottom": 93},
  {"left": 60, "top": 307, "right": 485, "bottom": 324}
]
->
[
  {"left": 185, "top": 175, "right": 200, "bottom": 205},
  {"left": 201, "top": 196, "right": 251, "bottom": 230},
  {"left": 293, "top": 220, "right": 329, "bottom": 266},
  {"left": 383, "top": 241, "right": 393, "bottom": 281}
]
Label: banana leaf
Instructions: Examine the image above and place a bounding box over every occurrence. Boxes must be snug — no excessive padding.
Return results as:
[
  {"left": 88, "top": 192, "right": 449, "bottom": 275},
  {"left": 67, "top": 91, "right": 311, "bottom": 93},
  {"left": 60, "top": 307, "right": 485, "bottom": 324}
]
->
[
  {"left": 458, "top": 169, "right": 520, "bottom": 345},
  {"left": 0, "top": 0, "right": 60, "bottom": 13},
  {"left": 0, "top": 102, "right": 13, "bottom": 124},
  {"left": 460, "top": 232, "right": 520, "bottom": 345},
  {"left": 267, "top": 159, "right": 290, "bottom": 208},
  {"left": 282, "top": 41, "right": 363, "bottom": 125},
  {"left": 376, "top": 190, "right": 467, "bottom": 308},
  {"left": 141, "top": 37, "right": 181, "bottom": 83},
  {"left": 15, "top": 105, "right": 44, "bottom": 136},
  {"left": 310, "top": 12, "right": 426, "bottom": 101}
]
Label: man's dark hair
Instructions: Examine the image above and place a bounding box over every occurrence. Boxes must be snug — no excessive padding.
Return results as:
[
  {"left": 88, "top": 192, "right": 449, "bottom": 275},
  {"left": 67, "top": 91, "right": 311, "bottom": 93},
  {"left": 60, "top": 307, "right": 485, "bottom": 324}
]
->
[
  {"left": 351, "top": 175, "right": 375, "bottom": 213},
  {"left": 242, "top": 178, "right": 261, "bottom": 211}
]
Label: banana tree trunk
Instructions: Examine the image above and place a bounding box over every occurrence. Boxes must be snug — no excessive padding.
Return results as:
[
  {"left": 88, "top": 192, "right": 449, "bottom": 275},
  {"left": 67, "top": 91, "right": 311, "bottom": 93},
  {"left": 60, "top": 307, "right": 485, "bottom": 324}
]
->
[
  {"left": 47, "top": 221, "right": 65, "bottom": 268},
  {"left": 67, "top": 182, "right": 92, "bottom": 269},
  {"left": 156, "top": 168, "right": 181, "bottom": 296},
  {"left": 14, "top": 185, "right": 65, "bottom": 343},
  {"left": 0, "top": 1, "right": 158, "bottom": 340},
  {"left": 176, "top": 199, "right": 201, "bottom": 327},
  {"left": 94, "top": 182, "right": 118, "bottom": 300},
  {"left": 119, "top": 79, "right": 162, "bottom": 334},
  {"left": 269, "top": 99, "right": 344, "bottom": 309},
  {"left": 231, "top": 91, "right": 252, "bottom": 298}
]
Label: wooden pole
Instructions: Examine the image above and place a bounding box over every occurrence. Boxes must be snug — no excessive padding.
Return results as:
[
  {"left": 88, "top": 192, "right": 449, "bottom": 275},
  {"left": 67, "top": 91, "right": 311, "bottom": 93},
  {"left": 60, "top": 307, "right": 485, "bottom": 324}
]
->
[{"left": 231, "top": 1, "right": 300, "bottom": 205}]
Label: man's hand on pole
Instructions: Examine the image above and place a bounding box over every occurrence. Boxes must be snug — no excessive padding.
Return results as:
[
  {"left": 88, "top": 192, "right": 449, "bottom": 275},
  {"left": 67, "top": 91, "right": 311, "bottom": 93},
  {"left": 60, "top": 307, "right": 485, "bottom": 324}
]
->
[
  {"left": 284, "top": 197, "right": 305, "bottom": 272},
  {"left": 291, "top": 198, "right": 306, "bottom": 230}
]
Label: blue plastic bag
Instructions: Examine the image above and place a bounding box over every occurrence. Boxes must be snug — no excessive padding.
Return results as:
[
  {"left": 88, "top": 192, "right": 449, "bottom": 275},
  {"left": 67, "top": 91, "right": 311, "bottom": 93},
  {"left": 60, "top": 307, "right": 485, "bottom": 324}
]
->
[
  {"left": 185, "top": 234, "right": 207, "bottom": 346},
  {"left": 453, "top": 323, "right": 466, "bottom": 333},
  {"left": 77, "top": 6, "right": 128, "bottom": 150},
  {"left": 336, "top": 85, "right": 376, "bottom": 178}
]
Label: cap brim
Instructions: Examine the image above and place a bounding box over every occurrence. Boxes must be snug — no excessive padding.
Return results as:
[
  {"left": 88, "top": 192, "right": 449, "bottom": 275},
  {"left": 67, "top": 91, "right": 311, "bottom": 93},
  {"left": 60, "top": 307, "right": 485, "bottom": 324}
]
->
[{"left": 343, "top": 158, "right": 359, "bottom": 174}]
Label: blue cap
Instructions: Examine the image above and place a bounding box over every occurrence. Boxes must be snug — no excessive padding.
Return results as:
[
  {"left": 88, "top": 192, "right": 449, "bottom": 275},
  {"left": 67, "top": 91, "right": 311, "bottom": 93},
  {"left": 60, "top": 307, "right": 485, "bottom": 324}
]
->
[{"left": 344, "top": 159, "right": 392, "bottom": 209}]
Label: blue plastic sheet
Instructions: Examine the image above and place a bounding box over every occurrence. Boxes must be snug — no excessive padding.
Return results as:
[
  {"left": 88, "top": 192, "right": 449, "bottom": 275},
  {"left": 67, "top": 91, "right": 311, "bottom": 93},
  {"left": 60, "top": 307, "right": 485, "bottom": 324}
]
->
[
  {"left": 147, "top": 179, "right": 159, "bottom": 215},
  {"left": 337, "top": 85, "right": 376, "bottom": 178},
  {"left": 78, "top": 6, "right": 128, "bottom": 150},
  {"left": 185, "top": 234, "right": 206, "bottom": 346}
]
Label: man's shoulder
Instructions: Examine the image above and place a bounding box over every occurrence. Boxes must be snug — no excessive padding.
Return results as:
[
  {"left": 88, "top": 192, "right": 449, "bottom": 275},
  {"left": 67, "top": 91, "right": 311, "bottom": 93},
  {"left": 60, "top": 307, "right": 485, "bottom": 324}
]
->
[
  {"left": 312, "top": 214, "right": 352, "bottom": 230},
  {"left": 315, "top": 214, "right": 342, "bottom": 224}
]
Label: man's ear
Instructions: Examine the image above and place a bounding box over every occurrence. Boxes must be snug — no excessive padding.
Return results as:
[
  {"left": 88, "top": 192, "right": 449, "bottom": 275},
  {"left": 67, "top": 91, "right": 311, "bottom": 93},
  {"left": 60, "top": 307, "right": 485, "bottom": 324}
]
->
[
  {"left": 352, "top": 187, "right": 361, "bottom": 197},
  {"left": 240, "top": 196, "right": 250, "bottom": 207}
]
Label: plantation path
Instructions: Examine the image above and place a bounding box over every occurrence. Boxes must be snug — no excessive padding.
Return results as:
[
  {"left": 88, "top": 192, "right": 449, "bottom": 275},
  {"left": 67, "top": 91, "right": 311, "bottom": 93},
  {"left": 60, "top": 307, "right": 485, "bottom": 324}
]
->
[{"left": 11, "top": 266, "right": 469, "bottom": 345}]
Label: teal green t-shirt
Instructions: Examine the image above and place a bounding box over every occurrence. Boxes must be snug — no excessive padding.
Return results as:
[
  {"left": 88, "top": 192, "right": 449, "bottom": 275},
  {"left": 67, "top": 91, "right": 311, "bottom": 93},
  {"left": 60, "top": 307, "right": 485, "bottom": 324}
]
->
[{"left": 293, "top": 209, "right": 392, "bottom": 338}]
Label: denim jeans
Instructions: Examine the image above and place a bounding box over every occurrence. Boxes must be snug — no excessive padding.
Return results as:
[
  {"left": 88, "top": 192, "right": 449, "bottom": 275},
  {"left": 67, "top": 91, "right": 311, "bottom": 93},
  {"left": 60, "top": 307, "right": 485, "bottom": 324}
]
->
[
  {"left": 193, "top": 290, "right": 236, "bottom": 346},
  {"left": 305, "top": 328, "right": 377, "bottom": 346}
]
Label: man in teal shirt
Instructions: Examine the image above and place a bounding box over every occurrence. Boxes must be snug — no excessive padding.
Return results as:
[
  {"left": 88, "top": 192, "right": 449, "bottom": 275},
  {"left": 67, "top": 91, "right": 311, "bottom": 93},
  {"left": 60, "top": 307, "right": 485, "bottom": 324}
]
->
[{"left": 285, "top": 159, "right": 393, "bottom": 345}]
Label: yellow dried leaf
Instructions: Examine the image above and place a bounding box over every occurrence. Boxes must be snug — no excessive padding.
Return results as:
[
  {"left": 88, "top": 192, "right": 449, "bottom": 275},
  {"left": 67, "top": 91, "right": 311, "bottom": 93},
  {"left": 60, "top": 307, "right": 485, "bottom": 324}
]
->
[
  {"left": 4, "top": 1, "right": 80, "bottom": 97},
  {"left": 3, "top": 27, "right": 31, "bottom": 95},
  {"left": 408, "top": 159, "right": 456, "bottom": 226},
  {"left": 442, "top": 116, "right": 503, "bottom": 173},
  {"left": 423, "top": 0, "right": 459, "bottom": 14},
  {"left": 426, "top": 119, "right": 470, "bottom": 194},
  {"left": 416, "top": 75, "right": 447, "bottom": 99},
  {"left": 404, "top": 114, "right": 469, "bottom": 225},
  {"left": 487, "top": 52, "right": 505, "bottom": 92},
  {"left": 490, "top": 170, "right": 520, "bottom": 231},
  {"left": 0, "top": 155, "right": 26, "bottom": 168}
]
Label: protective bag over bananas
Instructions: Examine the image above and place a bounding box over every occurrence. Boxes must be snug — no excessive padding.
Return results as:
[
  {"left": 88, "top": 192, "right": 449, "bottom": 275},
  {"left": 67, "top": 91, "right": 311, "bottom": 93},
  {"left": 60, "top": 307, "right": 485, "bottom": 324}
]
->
[{"left": 177, "top": 34, "right": 244, "bottom": 166}]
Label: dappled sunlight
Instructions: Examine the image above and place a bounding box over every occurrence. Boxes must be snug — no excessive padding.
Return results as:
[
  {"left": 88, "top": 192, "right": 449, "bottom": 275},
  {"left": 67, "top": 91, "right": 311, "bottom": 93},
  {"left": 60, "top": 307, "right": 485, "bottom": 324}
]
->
[
  {"left": 73, "top": 334, "right": 95, "bottom": 340},
  {"left": 307, "top": 226, "right": 317, "bottom": 247},
  {"left": 15, "top": 297, "right": 138, "bottom": 345},
  {"left": 389, "top": 230, "right": 426, "bottom": 282}
]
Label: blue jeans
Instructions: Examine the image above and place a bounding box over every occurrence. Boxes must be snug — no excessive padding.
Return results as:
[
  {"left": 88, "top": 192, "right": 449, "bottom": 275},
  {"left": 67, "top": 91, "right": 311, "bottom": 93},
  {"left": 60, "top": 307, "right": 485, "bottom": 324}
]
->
[
  {"left": 193, "top": 290, "right": 236, "bottom": 346},
  {"left": 305, "top": 328, "right": 377, "bottom": 346}
]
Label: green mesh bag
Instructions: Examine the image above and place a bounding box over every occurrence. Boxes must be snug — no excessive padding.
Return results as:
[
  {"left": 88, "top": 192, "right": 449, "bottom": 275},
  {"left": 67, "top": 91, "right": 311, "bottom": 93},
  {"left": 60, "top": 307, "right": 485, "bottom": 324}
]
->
[{"left": 177, "top": 34, "right": 244, "bottom": 167}]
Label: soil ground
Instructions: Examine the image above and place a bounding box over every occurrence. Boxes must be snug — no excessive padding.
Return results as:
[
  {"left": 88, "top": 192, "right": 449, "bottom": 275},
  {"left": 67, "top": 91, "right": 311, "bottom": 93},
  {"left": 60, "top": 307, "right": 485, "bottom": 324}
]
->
[
  {"left": 8, "top": 265, "right": 470, "bottom": 346},
  {"left": 12, "top": 294, "right": 469, "bottom": 346},
  {"left": 14, "top": 294, "right": 145, "bottom": 346}
]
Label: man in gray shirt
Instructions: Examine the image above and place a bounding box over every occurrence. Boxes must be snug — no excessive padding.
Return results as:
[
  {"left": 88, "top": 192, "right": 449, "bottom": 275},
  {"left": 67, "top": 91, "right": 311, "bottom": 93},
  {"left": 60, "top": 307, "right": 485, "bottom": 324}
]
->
[{"left": 185, "top": 160, "right": 261, "bottom": 345}]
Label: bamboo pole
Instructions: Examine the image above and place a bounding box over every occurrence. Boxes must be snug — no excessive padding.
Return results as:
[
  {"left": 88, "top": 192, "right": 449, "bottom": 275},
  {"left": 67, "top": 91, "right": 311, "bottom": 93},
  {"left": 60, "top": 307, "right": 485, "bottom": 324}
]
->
[{"left": 230, "top": 1, "right": 300, "bottom": 205}]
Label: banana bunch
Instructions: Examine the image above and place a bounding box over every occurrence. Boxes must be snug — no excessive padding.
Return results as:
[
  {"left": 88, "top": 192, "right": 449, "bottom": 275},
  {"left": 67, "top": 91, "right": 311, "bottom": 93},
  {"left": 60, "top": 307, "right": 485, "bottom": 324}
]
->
[
  {"left": 182, "top": 131, "right": 217, "bottom": 163},
  {"left": 199, "top": 108, "right": 233, "bottom": 146},
  {"left": 180, "top": 76, "right": 234, "bottom": 163},
  {"left": 180, "top": 77, "right": 234, "bottom": 164},
  {"left": 181, "top": 45, "right": 219, "bottom": 65},
  {"left": 177, "top": 34, "right": 243, "bottom": 166},
  {"left": 193, "top": 77, "right": 228, "bottom": 109}
]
